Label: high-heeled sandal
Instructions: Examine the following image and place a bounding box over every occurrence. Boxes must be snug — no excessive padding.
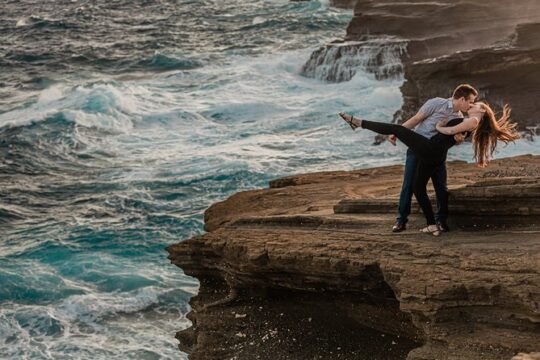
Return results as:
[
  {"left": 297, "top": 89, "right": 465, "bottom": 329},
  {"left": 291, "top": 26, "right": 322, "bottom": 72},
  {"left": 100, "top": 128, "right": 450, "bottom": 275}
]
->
[
  {"left": 420, "top": 224, "right": 442, "bottom": 237},
  {"left": 338, "top": 112, "right": 360, "bottom": 130}
]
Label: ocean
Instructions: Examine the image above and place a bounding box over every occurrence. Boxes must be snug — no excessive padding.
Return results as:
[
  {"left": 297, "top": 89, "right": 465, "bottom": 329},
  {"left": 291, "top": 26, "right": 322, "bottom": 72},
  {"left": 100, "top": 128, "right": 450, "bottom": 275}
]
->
[{"left": 1, "top": 0, "right": 538, "bottom": 359}]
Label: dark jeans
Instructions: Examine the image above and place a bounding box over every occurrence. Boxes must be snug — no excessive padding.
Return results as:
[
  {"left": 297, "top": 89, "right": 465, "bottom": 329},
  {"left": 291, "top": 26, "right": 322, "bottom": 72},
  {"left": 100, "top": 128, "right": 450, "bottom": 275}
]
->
[
  {"left": 397, "top": 149, "right": 448, "bottom": 225},
  {"left": 359, "top": 120, "right": 450, "bottom": 225}
]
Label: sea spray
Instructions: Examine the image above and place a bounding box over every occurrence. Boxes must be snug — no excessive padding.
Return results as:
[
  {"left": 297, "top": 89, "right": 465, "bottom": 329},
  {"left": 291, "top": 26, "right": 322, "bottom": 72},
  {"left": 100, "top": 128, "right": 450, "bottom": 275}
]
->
[{"left": 301, "top": 38, "right": 408, "bottom": 82}]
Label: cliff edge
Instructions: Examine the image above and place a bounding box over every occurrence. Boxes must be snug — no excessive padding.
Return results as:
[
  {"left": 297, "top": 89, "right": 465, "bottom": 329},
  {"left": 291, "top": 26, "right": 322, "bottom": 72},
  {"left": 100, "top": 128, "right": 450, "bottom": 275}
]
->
[
  {"left": 167, "top": 154, "right": 540, "bottom": 360},
  {"left": 302, "top": 0, "right": 540, "bottom": 131}
]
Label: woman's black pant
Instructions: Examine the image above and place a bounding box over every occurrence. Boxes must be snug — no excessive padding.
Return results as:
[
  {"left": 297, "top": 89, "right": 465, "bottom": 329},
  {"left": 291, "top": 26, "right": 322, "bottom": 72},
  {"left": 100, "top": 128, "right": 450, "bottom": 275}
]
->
[{"left": 361, "top": 120, "right": 447, "bottom": 225}]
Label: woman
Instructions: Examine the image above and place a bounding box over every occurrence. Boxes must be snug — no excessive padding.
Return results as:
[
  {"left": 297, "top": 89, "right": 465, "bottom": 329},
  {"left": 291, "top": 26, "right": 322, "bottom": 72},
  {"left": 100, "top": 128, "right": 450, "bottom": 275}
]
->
[{"left": 339, "top": 102, "right": 520, "bottom": 236}]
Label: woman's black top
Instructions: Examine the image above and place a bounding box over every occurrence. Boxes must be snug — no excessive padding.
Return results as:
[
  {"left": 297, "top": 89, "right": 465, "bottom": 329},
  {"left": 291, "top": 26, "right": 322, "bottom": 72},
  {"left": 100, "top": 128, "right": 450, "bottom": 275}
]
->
[
  {"left": 427, "top": 118, "right": 468, "bottom": 164},
  {"left": 430, "top": 118, "right": 465, "bottom": 149}
]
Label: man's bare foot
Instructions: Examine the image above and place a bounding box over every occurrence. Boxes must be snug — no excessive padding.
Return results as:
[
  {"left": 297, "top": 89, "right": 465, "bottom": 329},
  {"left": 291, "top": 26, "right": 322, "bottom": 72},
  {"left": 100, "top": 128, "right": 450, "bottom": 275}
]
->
[{"left": 338, "top": 112, "right": 362, "bottom": 130}]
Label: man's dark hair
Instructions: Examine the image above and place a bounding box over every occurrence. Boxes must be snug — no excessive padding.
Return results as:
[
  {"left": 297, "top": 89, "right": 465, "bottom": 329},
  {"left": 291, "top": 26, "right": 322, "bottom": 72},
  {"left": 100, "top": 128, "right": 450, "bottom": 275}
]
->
[{"left": 452, "top": 84, "right": 478, "bottom": 99}]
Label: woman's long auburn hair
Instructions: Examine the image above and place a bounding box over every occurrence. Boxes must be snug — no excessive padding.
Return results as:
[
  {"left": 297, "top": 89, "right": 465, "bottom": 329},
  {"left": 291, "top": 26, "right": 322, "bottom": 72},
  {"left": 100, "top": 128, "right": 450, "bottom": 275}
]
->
[{"left": 472, "top": 103, "right": 520, "bottom": 167}]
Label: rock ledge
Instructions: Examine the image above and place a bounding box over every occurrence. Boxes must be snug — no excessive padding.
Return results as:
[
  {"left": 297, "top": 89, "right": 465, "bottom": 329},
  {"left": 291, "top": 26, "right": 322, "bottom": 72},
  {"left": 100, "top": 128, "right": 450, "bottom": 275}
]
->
[{"left": 168, "top": 155, "right": 540, "bottom": 360}]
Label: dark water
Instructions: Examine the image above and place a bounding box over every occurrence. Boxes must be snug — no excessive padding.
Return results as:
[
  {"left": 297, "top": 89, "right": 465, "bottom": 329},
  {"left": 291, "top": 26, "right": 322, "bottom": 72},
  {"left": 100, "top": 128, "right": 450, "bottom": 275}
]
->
[
  {"left": 0, "top": 1, "right": 375, "bottom": 358},
  {"left": 1, "top": 0, "right": 351, "bottom": 110},
  {"left": 1, "top": 1, "right": 536, "bottom": 359}
]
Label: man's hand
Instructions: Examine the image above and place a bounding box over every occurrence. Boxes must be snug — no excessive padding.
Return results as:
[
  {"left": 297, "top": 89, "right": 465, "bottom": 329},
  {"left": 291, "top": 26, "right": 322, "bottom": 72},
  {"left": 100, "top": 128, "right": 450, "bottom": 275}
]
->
[
  {"left": 454, "top": 132, "right": 466, "bottom": 144},
  {"left": 388, "top": 134, "right": 397, "bottom": 146}
]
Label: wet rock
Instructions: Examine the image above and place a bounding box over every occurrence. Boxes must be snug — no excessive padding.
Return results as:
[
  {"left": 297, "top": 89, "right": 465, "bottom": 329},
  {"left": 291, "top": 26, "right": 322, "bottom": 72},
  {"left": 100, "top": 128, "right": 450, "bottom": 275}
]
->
[{"left": 301, "top": 39, "right": 406, "bottom": 82}]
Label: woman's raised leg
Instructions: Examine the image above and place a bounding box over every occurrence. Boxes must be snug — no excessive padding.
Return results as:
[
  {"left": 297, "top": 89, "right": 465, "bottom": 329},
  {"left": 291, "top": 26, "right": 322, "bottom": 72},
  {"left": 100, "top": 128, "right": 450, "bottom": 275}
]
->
[{"left": 360, "top": 120, "right": 434, "bottom": 158}]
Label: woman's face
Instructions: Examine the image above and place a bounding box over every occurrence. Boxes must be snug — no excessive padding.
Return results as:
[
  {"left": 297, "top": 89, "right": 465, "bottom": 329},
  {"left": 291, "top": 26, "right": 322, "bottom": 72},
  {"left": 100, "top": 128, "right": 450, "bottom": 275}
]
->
[{"left": 468, "top": 103, "right": 485, "bottom": 118}]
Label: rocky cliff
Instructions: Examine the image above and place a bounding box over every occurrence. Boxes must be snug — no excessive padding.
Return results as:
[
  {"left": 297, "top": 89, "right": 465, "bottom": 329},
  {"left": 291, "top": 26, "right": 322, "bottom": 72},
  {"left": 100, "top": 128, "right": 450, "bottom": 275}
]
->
[
  {"left": 397, "top": 22, "right": 540, "bottom": 130},
  {"left": 360, "top": 0, "right": 540, "bottom": 129},
  {"left": 167, "top": 154, "right": 540, "bottom": 360},
  {"left": 346, "top": 0, "right": 540, "bottom": 60},
  {"left": 302, "top": 0, "right": 540, "bottom": 129}
]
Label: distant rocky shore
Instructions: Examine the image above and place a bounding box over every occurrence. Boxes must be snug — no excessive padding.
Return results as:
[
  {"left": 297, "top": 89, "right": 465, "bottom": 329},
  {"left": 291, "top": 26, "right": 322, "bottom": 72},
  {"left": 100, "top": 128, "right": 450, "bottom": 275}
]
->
[
  {"left": 304, "top": 0, "right": 540, "bottom": 133},
  {"left": 168, "top": 155, "right": 540, "bottom": 359}
]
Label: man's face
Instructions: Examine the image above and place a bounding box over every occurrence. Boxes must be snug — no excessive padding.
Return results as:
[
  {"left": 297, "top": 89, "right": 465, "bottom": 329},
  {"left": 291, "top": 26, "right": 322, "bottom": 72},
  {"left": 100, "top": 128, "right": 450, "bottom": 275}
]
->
[{"left": 458, "top": 94, "right": 476, "bottom": 112}]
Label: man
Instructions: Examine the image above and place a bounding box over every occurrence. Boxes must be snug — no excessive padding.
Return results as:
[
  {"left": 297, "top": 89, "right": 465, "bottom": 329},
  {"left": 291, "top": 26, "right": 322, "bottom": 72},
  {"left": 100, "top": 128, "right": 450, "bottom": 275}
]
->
[{"left": 389, "top": 84, "right": 478, "bottom": 233}]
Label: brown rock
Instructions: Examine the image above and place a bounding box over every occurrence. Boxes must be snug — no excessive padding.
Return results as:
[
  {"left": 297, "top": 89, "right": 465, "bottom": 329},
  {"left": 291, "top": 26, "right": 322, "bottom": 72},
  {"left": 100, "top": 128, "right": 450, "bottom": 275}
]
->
[
  {"left": 347, "top": 0, "right": 540, "bottom": 62},
  {"left": 329, "top": 0, "right": 357, "bottom": 9},
  {"left": 301, "top": 39, "right": 406, "bottom": 82},
  {"left": 306, "top": 0, "right": 540, "bottom": 131},
  {"left": 167, "top": 155, "right": 540, "bottom": 360},
  {"left": 396, "top": 24, "right": 540, "bottom": 129}
]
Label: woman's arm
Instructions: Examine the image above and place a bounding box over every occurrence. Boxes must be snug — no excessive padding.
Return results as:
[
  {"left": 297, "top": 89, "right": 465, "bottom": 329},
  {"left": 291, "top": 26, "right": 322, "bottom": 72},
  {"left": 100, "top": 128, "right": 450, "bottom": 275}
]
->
[{"left": 436, "top": 117, "right": 478, "bottom": 135}]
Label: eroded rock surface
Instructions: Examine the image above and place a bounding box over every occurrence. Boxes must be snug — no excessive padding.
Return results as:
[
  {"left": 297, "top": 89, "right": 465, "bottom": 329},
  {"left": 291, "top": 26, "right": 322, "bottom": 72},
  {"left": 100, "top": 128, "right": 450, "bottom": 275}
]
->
[
  {"left": 168, "top": 155, "right": 540, "bottom": 360},
  {"left": 346, "top": 0, "right": 540, "bottom": 61},
  {"left": 304, "top": 0, "right": 540, "bottom": 129},
  {"left": 397, "top": 24, "right": 540, "bottom": 128}
]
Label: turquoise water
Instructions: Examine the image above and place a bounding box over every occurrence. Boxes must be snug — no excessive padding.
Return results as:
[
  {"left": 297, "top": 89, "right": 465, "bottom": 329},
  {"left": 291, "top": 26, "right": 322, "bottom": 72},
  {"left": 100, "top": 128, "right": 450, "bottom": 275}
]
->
[{"left": 1, "top": 1, "right": 538, "bottom": 359}]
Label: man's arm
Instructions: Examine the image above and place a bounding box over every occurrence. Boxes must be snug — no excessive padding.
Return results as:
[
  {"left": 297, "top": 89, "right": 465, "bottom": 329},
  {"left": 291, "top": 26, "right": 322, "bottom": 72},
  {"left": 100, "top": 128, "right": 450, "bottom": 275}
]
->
[
  {"left": 388, "top": 111, "right": 427, "bottom": 146},
  {"left": 402, "top": 111, "right": 427, "bottom": 129}
]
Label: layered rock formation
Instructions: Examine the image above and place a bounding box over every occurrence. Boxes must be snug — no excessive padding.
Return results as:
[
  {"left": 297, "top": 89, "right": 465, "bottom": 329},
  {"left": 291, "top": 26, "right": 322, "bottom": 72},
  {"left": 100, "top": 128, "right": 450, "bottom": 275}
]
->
[
  {"left": 306, "top": 0, "right": 540, "bottom": 129},
  {"left": 364, "top": 0, "right": 540, "bottom": 129},
  {"left": 168, "top": 155, "right": 540, "bottom": 360},
  {"left": 398, "top": 22, "right": 540, "bottom": 129},
  {"left": 346, "top": 0, "right": 540, "bottom": 61},
  {"left": 301, "top": 39, "right": 406, "bottom": 82}
]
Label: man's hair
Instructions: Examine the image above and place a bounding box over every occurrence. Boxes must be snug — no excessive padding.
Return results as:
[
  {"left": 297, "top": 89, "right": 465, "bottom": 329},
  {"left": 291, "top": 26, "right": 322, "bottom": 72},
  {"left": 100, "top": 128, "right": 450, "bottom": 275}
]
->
[{"left": 452, "top": 84, "right": 478, "bottom": 99}]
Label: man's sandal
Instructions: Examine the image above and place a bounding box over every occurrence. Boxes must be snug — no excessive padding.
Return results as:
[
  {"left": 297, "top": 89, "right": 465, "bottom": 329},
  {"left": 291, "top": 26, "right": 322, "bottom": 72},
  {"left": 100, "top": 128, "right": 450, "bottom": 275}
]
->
[{"left": 420, "top": 224, "right": 442, "bottom": 237}]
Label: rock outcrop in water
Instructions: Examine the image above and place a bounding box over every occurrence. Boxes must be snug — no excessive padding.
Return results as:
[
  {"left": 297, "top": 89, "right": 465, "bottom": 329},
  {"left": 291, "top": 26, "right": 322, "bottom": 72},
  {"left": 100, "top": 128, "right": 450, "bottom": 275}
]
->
[
  {"left": 304, "top": 0, "right": 540, "bottom": 129},
  {"left": 345, "top": 0, "right": 540, "bottom": 61},
  {"left": 355, "top": 0, "right": 540, "bottom": 130},
  {"left": 167, "top": 154, "right": 540, "bottom": 360},
  {"left": 395, "top": 19, "right": 540, "bottom": 130},
  {"left": 301, "top": 38, "right": 406, "bottom": 82}
]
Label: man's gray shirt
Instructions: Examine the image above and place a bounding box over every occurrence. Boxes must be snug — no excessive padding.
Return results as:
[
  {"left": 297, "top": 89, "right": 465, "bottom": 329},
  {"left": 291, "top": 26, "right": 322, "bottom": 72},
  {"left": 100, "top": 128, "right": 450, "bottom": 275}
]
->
[{"left": 414, "top": 97, "right": 463, "bottom": 138}]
